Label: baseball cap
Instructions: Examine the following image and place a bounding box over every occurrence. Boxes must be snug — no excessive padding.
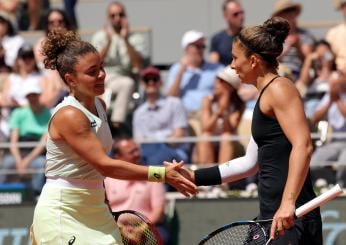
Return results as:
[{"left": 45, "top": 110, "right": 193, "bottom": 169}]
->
[
  {"left": 181, "top": 30, "right": 204, "bottom": 49},
  {"left": 23, "top": 81, "right": 42, "bottom": 97},
  {"left": 140, "top": 66, "right": 161, "bottom": 79},
  {"left": 216, "top": 67, "right": 241, "bottom": 89}
]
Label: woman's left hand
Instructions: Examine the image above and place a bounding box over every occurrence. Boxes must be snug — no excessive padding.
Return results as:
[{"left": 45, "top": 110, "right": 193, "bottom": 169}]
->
[{"left": 270, "top": 202, "right": 296, "bottom": 239}]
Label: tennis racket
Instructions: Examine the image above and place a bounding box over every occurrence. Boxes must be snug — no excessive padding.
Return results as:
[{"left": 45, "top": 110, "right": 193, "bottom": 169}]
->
[
  {"left": 199, "top": 184, "right": 344, "bottom": 245},
  {"left": 112, "top": 210, "right": 163, "bottom": 245}
]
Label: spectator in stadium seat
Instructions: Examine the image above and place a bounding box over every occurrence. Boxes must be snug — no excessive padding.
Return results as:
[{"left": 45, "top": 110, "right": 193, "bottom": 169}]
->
[
  {"left": 209, "top": 0, "right": 244, "bottom": 66},
  {"left": 34, "top": 8, "right": 71, "bottom": 109},
  {"left": 272, "top": 0, "right": 315, "bottom": 81},
  {"left": 133, "top": 66, "right": 189, "bottom": 166},
  {"left": 297, "top": 40, "right": 338, "bottom": 118},
  {"left": 197, "top": 67, "right": 245, "bottom": 164},
  {"left": 0, "top": 11, "right": 24, "bottom": 69},
  {"left": 326, "top": 0, "right": 346, "bottom": 74},
  {"left": 91, "top": 1, "right": 149, "bottom": 130},
  {"left": 0, "top": 43, "right": 45, "bottom": 109},
  {"left": 310, "top": 75, "right": 346, "bottom": 187},
  {"left": 0, "top": 81, "right": 49, "bottom": 196},
  {"left": 165, "top": 30, "right": 223, "bottom": 138},
  {"left": 104, "top": 136, "right": 170, "bottom": 244}
]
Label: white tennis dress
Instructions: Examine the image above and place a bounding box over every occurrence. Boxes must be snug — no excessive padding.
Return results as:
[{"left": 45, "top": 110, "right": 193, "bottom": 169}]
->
[{"left": 31, "top": 96, "right": 123, "bottom": 245}]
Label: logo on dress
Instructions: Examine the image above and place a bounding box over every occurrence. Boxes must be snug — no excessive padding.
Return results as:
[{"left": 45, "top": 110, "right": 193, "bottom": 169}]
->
[
  {"left": 68, "top": 236, "right": 76, "bottom": 244},
  {"left": 154, "top": 173, "right": 161, "bottom": 179},
  {"left": 90, "top": 120, "right": 97, "bottom": 128}
]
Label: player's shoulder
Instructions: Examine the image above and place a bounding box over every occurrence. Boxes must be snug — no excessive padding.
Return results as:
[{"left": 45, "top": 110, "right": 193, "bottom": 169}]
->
[
  {"left": 266, "top": 76, "right": 299, "bottom": 101},
  {"left": 53, "top": 105, "right": 89, "bottom": 125}
]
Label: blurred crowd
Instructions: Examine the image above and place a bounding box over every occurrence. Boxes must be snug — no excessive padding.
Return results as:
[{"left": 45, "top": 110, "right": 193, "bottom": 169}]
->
[{"left": 0, "top": 0, "right": 346, "bottom": 201}]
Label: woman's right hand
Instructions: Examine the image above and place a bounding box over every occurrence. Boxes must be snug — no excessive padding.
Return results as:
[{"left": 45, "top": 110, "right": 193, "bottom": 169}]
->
[{"left": 164, "top": 161, "right": 197, "bottom": 197}]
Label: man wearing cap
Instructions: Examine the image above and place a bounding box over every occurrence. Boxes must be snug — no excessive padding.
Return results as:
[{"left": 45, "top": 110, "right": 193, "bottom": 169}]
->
[
  {"left": 133, "top": 66, "right": 189, "bottom": 166},
  {"left": 209, "top": 0, "right": 244, "bottom": 66},
  {"left": 0, "top": 81, "right": 50, "bottom": 196},
  {"left": 272, "top": 0, "right": 315, "bottom": 81},
  {"left": 326, "top": 0, "right": 346, "bottom": 74},
  {"left": 166, "top": 30, "right": 224, "bottom": 138}
]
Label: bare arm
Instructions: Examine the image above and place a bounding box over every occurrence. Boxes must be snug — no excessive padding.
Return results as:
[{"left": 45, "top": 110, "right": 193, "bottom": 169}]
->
[
  {"left": 50, "top": 106, "right": 196, "bottom": 195},
  {"left": 200, "top": 96, "right": 219, "bottom": 132},
  {"left": 166, "top": 57, "right": 189, "bottom": 97},
  {"left": 9, "top": 129, "right": 22, "bottom": 164},
  {"left": 310, "top": 99, "right": 331, "bottom": 125},
  {"left": 266, "top": 78, "right": 313, "bottom": 238},
  {"left": 298, "top": 53, "right": 316, "bottom": 86},
  {"left": 336, "top": 99, "right": 346, "bottom": 117},
  {"left": 0, "top": 78, "right": 19, "bottom": 107},
  {"left": 22, "top": 134, "right": 47, "bottom": 167},
  {"left": 166, "top": 66, "right": 186, "bottom": 97}
]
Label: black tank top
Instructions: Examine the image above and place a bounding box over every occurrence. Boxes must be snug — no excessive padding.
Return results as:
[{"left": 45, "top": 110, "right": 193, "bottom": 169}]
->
[{"left": 251, "top": 76, "right": 319, "bottom": 219}]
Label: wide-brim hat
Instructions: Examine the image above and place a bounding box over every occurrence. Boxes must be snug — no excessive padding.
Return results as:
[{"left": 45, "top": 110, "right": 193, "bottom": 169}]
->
[
  {"left": 272, "top": 0, "right": 302, "bottom": 17},
  {"left": 216, "top": 67, "right": 241, "bottom": 89},
  {"left": 334, "top": 0, "right": 346, "bottom": 9}
]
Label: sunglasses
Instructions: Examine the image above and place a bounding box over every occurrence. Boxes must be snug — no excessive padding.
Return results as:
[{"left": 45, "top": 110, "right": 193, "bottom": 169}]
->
[
  {"left": 193, "top": 44, "right": 206, "bottom": 50},
  {"left": 231, "top": 10, "right": 244, "bottom": 17},
  {"left": 143, "top": 76, "right": 160, "bottom": 83},
  {"left": 110, "top": 12, "right": 126, "bottom": 18},
  {"left": 48, "top": 19, "right": 64, "bottom": 25}
]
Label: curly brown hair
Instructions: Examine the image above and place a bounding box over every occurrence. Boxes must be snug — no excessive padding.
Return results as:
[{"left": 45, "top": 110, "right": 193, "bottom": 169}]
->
[{"left": 42, "top": 29, "right": 97, "bottom": 84}]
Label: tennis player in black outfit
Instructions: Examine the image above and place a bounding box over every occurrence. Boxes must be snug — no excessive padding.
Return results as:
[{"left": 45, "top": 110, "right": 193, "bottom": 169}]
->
[{"left": 179, "top": 17, "right": 322, "bottom": 244}]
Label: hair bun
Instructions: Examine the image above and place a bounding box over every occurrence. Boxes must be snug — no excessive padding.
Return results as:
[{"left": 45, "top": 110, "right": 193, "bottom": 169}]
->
[
  {"left": 42, "top": 29, "right": 80, "bottom": 70},
  {"left": 263, "top": 17, "right": 290, "bottom": 44}
]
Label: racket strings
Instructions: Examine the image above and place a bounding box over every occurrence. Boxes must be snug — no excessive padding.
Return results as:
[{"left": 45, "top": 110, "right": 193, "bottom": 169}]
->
[
  {"left": 201, "top": 223, "right": 267, "bottom": 245},
  {"left": 115, "top": 212, "right": 160, "bottom": 245}
]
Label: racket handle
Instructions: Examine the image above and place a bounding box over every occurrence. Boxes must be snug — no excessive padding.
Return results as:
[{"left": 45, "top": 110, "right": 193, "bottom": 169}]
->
[{"left": 295, "top": 184, "right": 344, "bottom": 218}]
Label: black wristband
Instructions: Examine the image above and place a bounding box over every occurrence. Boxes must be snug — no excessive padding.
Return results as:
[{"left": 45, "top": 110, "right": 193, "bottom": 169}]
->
[{"left": 195, "top": 166, "right": 222, "bottom": 186}]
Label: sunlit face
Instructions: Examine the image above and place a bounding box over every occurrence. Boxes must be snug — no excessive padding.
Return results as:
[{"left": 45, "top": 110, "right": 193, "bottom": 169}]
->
[
  {"left": 185, "top": 38, "right": 205, "bottom": 65},
  {"left": 230, "top": 41, "right": 256, "bottom": 84},
  {"left": 68, "top": 52, "right": 106, "bottom": 97},
  {"left": 18, "top": 54, "right": 37, "bottom": 72},
  {"left": 224, "top": 2, "right": 244, "bottom": 31},
  {"left": 108, "top": 3, "right": 126, "bottom": 30},
  {"left": 48, "top": 11, "right": 66, "bottom": 31},
  {"left": 26, "top": 93, "right": 41, "bottom": 107},
  {"left": 116, "top": 139, "right": 141, "bottom": 164},
  {"left": 142, "top": 74, "right": 161, "bottom": 95},
  {"left": 314, "top": 43, "right": 335, "bottom": 71},
  {"left": 214, "top": 78, "right": 233, "bottom": 96},
  {"left": 0, "top": 19, "right": 8, "bottom": 37}
]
